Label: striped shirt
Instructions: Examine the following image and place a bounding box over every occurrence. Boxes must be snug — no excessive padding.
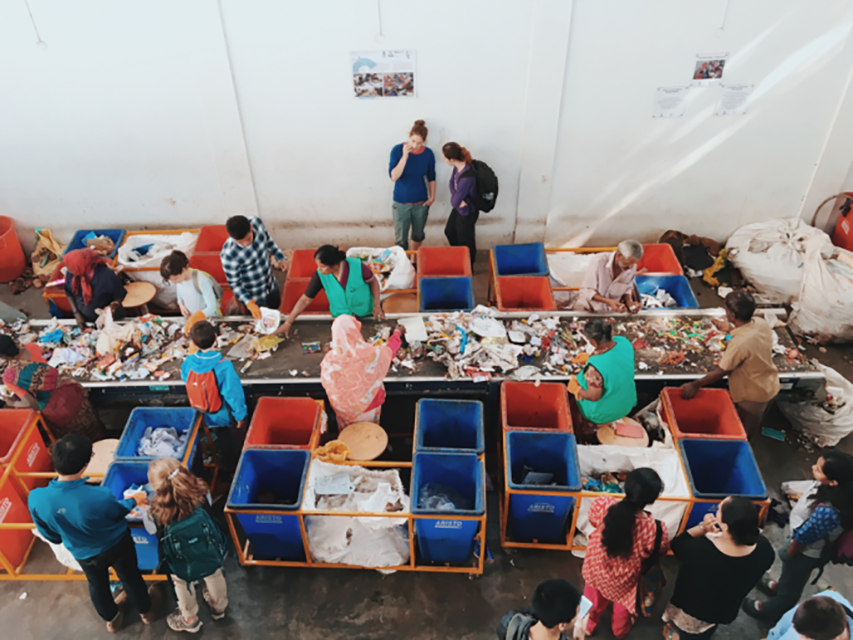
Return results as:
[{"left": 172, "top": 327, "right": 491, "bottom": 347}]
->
[{"left": 220, "top": 217, "right": 285, "bottom": 305}]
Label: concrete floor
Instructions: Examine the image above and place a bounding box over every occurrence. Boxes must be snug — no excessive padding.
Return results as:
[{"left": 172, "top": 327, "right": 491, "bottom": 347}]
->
[{"left": 2, "top": 254, "right": 853, "bottom": 639}]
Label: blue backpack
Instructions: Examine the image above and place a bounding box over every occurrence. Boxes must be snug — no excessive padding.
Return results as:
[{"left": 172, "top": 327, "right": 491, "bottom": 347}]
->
[{"left": 161, "top": 507, "right": 229, "bottom": 583}]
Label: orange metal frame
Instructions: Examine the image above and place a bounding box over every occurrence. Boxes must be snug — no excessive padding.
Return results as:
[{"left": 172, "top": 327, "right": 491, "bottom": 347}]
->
[
  {"left": 224, "top": 454, "right": 487, "bottom": 575},
  {"left": 0, "top": 412, "right": 220, "bottom": 581}
]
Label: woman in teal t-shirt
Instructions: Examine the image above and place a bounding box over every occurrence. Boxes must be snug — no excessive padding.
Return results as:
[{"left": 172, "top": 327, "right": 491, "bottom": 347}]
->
[
  {"left": 568, "top": 319, "right": 637, "bottom": 443},
  {"left": 278, "top": 246, "right": 384, "bottom": 337}
]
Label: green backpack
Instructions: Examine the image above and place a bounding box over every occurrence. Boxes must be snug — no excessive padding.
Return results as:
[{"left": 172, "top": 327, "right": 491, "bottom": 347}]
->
[{"left": 161, "top": 507, "right": 229, "bottom": 583}]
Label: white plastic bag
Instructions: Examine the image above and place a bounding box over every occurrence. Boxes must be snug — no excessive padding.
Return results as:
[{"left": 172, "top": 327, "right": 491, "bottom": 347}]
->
[
  {"left": 117, "top": 232, "right": 199, "bottom": 308},
  {"left": 302, "top": 460, "right": 411, "bottom": 570},
  {"left": 571, "top": 445, "right": 689, "bottom": 557},
  {"left": 788, "top": 236, "right": 853, "bottom": 342},
  {"left": 255, "top": 307, "right": 281, "bottom": 335},
  {"left": 32, "top": 529, "right": 83, "bottom": 572},
  {"left": 725, "top": 219, "right": 831, "bottom": 305},
  {"left": 346, "top": 246, "right": 416, "bottom": 298},
  {"left": 777, "top": 361, "right": 853, "bottom": 447}
]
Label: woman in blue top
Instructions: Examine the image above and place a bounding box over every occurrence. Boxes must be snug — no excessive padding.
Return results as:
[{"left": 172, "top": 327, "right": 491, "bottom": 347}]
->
[
  {"left": 744, "top": 450, "right": 853, "bottom": 622},
  {"left": 389, "top": 120, "right": 436, "bottom": 252}
]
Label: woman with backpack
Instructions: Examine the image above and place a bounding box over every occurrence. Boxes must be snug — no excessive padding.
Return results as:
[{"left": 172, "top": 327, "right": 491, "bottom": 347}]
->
[
  {"left": 148, "top": 457, "right": 230, "bottom": 634},
  {"left": 442, "top": 142, "right": 479, "bottom": 268},
  {"left": 663, "top": 497, "right": 774, "bottom": 639},
  {"left": 744, "top": 450, "right": 853, "bottom": 622},
  {"left": 581, "top": 468, "right": 668, "bottom": 639}
]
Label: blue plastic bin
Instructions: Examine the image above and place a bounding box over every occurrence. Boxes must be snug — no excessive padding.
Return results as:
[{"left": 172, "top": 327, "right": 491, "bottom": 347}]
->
[
  {"left": 506, "top": 431, "right": 581, "bottom": 543},
  {"left": 226, "top": 449, "right": 310, "bottom": 561},
  {"left": 414, "top": 399, "right": 484, "bottom": 454},
  {"left": 115, "top": 408, "right": 200, "bottom": 463},
  {"left": 679, "top": 439, "right": 767, "bottom": 527},
  {"left": 493, "top": 243, "right": 549, "bottom": 277},
  {"left": 635, "top": 275, "right": 699, "bottom": 309},
  {"left": 102, "top": 461, "right": 160, "bottom": 570},
  {"left": 62, "top": 229, "right": 126, "bottom": 260},
  {"left": 419, "top": 277, "right": 474, "bottom": 312},
  {"left": 411, "top": 452, "right": 484, "bottom": 563}
]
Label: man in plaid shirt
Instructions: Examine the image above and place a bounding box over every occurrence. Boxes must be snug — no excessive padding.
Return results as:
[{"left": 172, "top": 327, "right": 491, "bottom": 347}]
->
[{"left": 221, "top": 215, "right": 288, "bottom": 312}]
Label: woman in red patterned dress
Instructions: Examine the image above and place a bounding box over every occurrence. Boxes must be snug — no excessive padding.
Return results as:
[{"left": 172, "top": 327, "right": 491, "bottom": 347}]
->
[{"left": 581, "top": 468, "right": 669, "bottom": 638}]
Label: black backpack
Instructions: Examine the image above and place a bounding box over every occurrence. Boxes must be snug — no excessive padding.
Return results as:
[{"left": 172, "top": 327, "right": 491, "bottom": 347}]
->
[{"left": 469, "top": 160, "right": 499, "bottom": 213}]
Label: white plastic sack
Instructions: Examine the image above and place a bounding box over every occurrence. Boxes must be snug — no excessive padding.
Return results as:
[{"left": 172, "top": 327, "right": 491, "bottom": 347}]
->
[
  {"left": 788, "top": 236, "right": 853, "bottom": 342},
  {"left": 571, "top": 445, "right": 690, "bottom": 557},
  {"left": 346, "top": 246, "right": 416, "bottom": 298},
  {"left": 547, "top": 252, "right": 604, "bottom": 289},
  {"left": 726, "top": 219, "right": 832, "bottom": 305},
  {"left": 302, "top": 460, "right": 410, "bottom": 570},
  {"left": 778, "top": 361, "right": 853, "bottom": 448},
  {"left": 32, "top": 529, "right": 83, "bottom": 572},
  {"left": 117, "top": 232, "right": 199, "bottom": 308}
]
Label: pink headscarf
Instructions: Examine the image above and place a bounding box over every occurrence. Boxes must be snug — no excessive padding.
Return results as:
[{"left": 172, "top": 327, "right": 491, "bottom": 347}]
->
[{"left": 320, "top": 316, "right": 394, "bottom": 426}]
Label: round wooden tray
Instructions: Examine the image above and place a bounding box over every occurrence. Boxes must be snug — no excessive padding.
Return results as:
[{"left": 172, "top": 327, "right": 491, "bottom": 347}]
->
[{"left": 337, "top": 422, "right": 388, "bottom": 461}]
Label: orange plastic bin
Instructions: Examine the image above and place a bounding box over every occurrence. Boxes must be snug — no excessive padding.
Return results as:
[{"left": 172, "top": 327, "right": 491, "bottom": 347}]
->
[
  {"left": 418, "top": 247, "right": 472, "bottom": 278},
  {"left": 661, "top": 387, "right": 747, "bottom": 440},
  {"left": 280, "top": 279, "right": 330, "bottom": 314},
  {"left": 638, "top": 244, "right": 683, "bottom": 276},
  {"left": 496, "top": 276, "right": 556, "bottom": 312},
  {"left": 190, "top": 225, "right": 229, "bottom": 284},
  {"left": 501, "top": 382, "right": 572, "bottom": 432},
  {"left": 244, "top": 397, "right": 321, "bottom": 449},
  {"left": 0, "top": 217, "right": 26, "bottom": 283},
  {"left": 0, "top": 410, "right": 52, "bottom": 494},
  {"left": 288, "top": 249, "right": 319, "bottom": 280},
  {"left": 0, "top": 470, "right": 34, "bottom": 572}
]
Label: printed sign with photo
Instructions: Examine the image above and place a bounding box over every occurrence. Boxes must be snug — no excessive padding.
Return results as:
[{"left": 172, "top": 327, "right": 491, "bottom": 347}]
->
[
  {"left": 351, "top": 50, "right": 417, "bottom": 98},
  {"left": 692, "top": 53, "right": 727, "bottom": 86}
]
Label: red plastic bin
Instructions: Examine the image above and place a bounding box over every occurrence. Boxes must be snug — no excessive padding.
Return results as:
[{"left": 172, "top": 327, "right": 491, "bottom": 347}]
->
[
  {"left": 502, "top": 382, "right": 572, "bottom": 432},
  {"left": 418, "top": 247, "right": 472, "bottom": 278},
  {"left": 280, "top": 279, "right": 330, "bottom": 314},
  {"left": 288, "top": 249, "right": 319, "bottom": 280},
  {"left": 638, "top": 244, "right": 683, "bottom": 276},
  {"left": 245, "top": 397, "right": 321, "bottom": 449},
  {"left": 496, "top": 276, "right": 556, "bottom": 312},
  {"left": 190, "top": 225, "right": 230, "bottom": 285},
  {"left": 0, "top": 471, "right": 35, "bottom": 571},
  {"left": 661, "top": 387, "right": 747, "bottom": 440},
  {"left": 0, "top": 410, "right": 52, "bottom": 495}
]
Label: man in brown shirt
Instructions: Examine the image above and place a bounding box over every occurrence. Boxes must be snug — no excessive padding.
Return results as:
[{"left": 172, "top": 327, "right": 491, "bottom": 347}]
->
[{"left": 681, "top": 291, "right": 780, "bottom": 438}]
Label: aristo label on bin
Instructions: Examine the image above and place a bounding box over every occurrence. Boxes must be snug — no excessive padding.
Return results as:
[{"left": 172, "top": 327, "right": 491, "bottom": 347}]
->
[
  {"left": 434, "top": 520, "right": 463, "bottom": 529},
  {"left": 27, "top": 443, "right": 40, "bottom": 468},
  {"left": 133, "top": 535, "right": 150, "bottom": 545},
  {"left": 256, "top": 515, "right": 283, "bottom": 524},
  {"left": 527, "top": 503, "right": 556, "bottom": 514},
  {"left": 0, "top": 497, "right": 11, "bottom": 523}
]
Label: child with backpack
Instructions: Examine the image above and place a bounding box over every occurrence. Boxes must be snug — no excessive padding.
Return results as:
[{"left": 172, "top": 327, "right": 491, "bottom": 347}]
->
[
  {"left": 148, "top": 456, "right": 230, "bottom": 633},
  {"left": 160, "top": 250, "right": 223, "bottom": 319},
  {"left": 496, "top": 579, "right": 582, "bottom": 640},
  {"left": 182, "top": 321, "right": 247, "bottom": 469}
]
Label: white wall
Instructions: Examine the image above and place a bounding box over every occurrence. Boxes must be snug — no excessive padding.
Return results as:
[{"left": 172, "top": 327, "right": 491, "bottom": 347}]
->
[
  {"left": 3, "top": 0, "right": 853, "bottom": 252},
  {"left": 547, "top": 0, "right": 853, "bottom": 246}
]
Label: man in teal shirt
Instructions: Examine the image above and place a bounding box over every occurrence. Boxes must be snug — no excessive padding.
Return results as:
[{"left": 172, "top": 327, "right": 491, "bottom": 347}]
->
[{"left": 28, "top": 434, "right": 157, "bottom": 632}]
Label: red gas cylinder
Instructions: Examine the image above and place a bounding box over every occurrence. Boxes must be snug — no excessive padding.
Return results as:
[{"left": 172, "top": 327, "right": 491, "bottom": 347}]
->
[{"left": 831, "top": 193, "right": 853, "bottom": 252}]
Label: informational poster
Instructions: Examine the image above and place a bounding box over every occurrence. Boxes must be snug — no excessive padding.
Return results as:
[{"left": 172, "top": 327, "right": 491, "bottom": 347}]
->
[
  {"left": 351, "top": 50, "right": 416, "bottom": 98},
  {"left": 652, "top": 87, "right": 689, "bottom": 118},
  {"left": 692, "top": 53, "right": 728, "bottom": 86},
  {"left": 715, "top": 84, "right": 754, "bottom": 116}
]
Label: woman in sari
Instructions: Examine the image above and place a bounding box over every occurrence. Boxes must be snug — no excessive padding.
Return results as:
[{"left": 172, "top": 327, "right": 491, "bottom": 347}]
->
[
  {"left": 0, "top": 335, "right": 105, "bottom": 441},
  {"left": 64, "top": 248, "right": 127, "bottom": 327},
  {"left": 320, "top": 315, "right": 404, "bottom": 428}
]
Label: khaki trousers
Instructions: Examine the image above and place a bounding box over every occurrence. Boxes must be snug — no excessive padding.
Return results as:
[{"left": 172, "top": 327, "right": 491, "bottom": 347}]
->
[{"left": 172, "top": 568, "right": 228, "bottom": 619}]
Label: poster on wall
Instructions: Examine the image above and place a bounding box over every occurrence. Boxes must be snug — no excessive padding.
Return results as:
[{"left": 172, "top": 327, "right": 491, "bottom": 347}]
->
[
  {"left": 692, "top": 53, "right": 727, "bottom": 86},
  {"left": 351, "top": 50, "right": 416, "bottom": 98},
  {"left": 652, "top": 87, "right": 689, "bottom": 118},
  {"left": 715, "top": 84, "right": 753, "bottom": 116}
]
